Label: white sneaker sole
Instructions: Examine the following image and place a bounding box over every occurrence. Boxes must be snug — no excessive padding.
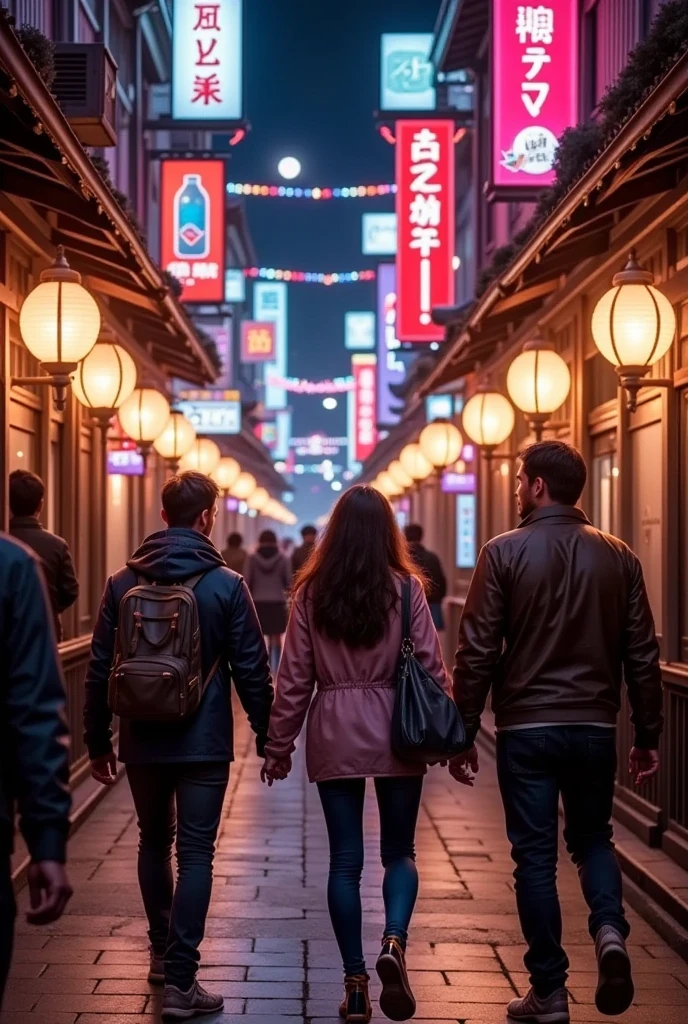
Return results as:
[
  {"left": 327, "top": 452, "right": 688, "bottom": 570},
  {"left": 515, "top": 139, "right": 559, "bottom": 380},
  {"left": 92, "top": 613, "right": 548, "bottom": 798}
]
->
[{"left": 161, "top": 1002, "right": 224, "bottom": 1020}]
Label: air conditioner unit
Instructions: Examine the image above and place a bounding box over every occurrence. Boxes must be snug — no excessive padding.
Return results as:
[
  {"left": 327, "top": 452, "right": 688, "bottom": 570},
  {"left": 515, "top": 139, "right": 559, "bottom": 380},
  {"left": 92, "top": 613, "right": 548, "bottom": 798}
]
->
[{"left": 53, "top": 44, "right": 118, "bottom": 147}]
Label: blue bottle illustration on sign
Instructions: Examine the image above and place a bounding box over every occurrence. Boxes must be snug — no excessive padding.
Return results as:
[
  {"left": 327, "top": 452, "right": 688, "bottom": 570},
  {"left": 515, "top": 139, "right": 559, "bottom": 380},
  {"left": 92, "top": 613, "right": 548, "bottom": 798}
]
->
[{"left": 173, "top": 174, "right": 210, "bottom": 259}]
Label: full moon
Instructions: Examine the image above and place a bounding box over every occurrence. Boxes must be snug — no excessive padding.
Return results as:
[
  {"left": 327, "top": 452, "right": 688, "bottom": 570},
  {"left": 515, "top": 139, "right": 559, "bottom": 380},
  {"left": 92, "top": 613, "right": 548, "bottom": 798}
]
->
[{"left": 278, "top": 157, "right": 301, "bottom": 180}]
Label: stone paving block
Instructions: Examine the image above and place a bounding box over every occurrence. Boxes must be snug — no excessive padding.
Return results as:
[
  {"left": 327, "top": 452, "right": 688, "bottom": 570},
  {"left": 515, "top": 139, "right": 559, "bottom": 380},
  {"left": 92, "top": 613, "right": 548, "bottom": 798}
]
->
[
  {"left": 0, "top": 1014, "right": 78, "bottom": 1024},
  {"left": 32, "top": 993, "right": 147, "bottom": 1013}
]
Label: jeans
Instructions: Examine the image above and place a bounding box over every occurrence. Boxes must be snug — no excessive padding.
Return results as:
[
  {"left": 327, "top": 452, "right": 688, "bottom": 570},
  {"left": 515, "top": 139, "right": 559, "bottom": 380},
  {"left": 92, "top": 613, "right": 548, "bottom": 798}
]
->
[
  {"left": 126, "top": 761, "right": 229, "bottom": 989},
  {"left": 0, "top": 854, "right": 15, "bottom": 1011},
  {"left": 317, "top": 775, "right": 423, "bottom": 976},
  {"left": 496, "top": 726, "right": 629, "bottom": 996}
]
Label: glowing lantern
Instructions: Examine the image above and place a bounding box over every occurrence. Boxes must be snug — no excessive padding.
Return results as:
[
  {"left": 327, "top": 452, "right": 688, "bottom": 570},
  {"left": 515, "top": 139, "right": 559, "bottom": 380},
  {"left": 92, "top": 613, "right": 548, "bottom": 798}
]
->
[
  {"left": 399, "top": 443, "right": 433, "bottom": 482},
  {"left": 178, "top": 437, "right": 221, "bottom": 476},
  {"left": 461, "top": 389, "right": 515, "bottom": 451},
  {"left": 231, "top": 471, "right": 257, "bottom": 500},
  {"left": 419, "top": 420, "right": 463, "bottom": 470},
  {"left": 153, "top": 412, "right": 197, "bottom": 467},
  {"left": 388, "top": 459, "right": 413, "bottom": 490},
  {"left": 71, "top": 338, "right": 137, "bottom": 426},
  {"left": 506, "top": 338, "right": 571, "bottom": 441},
  {"left": 211, "top": 457, "right": 241, "bottom": 493},
  {"left": 118, "top": 388, "right": 170, "bottom": 451}
]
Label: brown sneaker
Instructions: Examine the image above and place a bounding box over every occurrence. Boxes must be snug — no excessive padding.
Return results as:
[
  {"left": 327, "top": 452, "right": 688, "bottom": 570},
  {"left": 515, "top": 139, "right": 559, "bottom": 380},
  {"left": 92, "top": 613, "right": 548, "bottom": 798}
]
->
[
  {"left": 338, "top": 972, "right": 372, "bottom": 1022},
  {"left": 148, "top": 947, "right": 164, "bottom": 985},
  {"left": 161, "top": 980, "right": 224, "bottom": 1020},
  {"left": 595, "top": 925, "right": 634, "bottom": 1015},
  {"left": 506, "top": 987, "right": 570, "bottom": 1023},
  {"left": 376, "top": 936, "right": 416, "bottom": 1021}
]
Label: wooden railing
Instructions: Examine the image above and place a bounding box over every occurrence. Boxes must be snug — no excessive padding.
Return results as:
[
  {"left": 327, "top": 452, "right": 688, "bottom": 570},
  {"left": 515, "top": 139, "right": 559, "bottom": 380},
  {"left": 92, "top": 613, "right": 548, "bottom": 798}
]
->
[{"left": 442, "top": 595, "right": 688, "bottom": 870}]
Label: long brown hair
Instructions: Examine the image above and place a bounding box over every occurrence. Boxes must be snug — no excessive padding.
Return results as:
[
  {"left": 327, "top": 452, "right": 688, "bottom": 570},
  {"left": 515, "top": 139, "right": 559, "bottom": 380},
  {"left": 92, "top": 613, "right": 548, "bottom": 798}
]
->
[{"left": 294, "top": 485, "right": 424, "bottom": 648}]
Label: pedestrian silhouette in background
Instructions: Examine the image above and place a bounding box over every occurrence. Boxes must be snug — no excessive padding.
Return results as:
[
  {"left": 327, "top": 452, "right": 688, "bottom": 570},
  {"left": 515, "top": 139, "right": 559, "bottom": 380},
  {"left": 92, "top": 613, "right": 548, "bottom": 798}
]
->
[
  {"left": 84, "top": 472, "right": 273, "bottom": 1021},
  {"left": 246, "top": 529, "right": 291, "bottom": 671},
  {"left": 404, "top": 523, "right": 447, "bottom": 632},
  {"left": 222, "top": 531, "right": 247, "bottom": 575},
  {"left": 291, "top": 523, "right": 317, "bottom": 578},
  {"left": 263, "top": 485, "right": 452, "bottom": 1024},
  {"left": 451, "top": 441, "right": 662, "bottom": 1024},
  {"left": 0, "top": 534, "right": 72, "bottom": 1010},
  {"left": 9, "top": 470, "right": 79, "bottom": 641}
]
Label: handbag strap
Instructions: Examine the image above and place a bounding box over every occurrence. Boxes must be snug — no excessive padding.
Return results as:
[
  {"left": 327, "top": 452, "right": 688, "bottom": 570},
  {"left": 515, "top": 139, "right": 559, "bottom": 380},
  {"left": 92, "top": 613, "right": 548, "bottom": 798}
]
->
[{"left": 401, "top": 576, "right": 414, "bottom": 655}]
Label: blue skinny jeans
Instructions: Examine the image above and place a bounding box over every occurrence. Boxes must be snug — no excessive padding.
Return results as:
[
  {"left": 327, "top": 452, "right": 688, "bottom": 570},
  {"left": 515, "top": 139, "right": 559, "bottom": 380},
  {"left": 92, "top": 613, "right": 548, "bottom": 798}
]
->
[{"left": 317, "top": 775, "right": 423, "bottom": 976}]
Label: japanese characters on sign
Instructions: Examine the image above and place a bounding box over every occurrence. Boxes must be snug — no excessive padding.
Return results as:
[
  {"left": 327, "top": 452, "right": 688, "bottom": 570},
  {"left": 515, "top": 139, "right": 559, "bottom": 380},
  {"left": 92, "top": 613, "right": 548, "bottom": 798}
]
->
[
  {"left": 172, "top": 0, "right": 243, "bottom": 122},
  {"left": 492, "top": 2, "right": 578, "bottom": 189},
  {"left": 176, "top": 390, "right": 241, "bottom": 435},
  {"left": 352, "top": 354, "right": 378, "bottom": 464},
  {"left": 380, "top": 34, "right": 435, "bottom": 111},
  {"left": 241, "top": 321, "right": 276, "bottom": 364},
  {"left": 456, "top": 494, "right": 477, "bottom": 568},
  {"left": 345, "top": 311, "right": 376, "bottom": 351},
  {"left": 377, "top": 264, "right": 413, "bottom": 427},
  {"left": 395, "top": 121, "right": 455, "bottom": 342},
  {"left": 160, "top": 160, "right": 225, "bottom": 303}
]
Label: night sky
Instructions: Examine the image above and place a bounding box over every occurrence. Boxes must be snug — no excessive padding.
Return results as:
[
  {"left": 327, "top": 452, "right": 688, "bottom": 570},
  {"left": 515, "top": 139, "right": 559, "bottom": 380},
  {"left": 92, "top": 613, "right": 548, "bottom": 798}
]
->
[{"left": 228, "top": 0, "right": 440, "bottom": 528}]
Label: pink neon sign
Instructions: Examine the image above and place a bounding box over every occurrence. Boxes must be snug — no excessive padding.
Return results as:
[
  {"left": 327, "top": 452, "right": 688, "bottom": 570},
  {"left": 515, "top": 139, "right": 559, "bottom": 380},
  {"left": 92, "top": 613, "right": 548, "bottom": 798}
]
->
[{"left": 492, "top": 1, "right": 579, "bottom": 189}]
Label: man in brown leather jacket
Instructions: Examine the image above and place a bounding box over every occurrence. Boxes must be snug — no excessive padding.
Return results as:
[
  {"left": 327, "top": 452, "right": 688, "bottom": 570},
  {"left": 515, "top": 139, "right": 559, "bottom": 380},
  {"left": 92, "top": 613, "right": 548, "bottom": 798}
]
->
[{"left": 451, "top": 441, "right": 662, "bottom": 1024}]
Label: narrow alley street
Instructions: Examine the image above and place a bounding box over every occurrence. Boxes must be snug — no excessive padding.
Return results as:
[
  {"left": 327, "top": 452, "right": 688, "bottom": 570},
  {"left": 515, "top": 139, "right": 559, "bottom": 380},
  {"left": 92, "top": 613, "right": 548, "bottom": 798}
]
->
[{"left": 3, "top": 716, "right": 688, "bottom": 1024}]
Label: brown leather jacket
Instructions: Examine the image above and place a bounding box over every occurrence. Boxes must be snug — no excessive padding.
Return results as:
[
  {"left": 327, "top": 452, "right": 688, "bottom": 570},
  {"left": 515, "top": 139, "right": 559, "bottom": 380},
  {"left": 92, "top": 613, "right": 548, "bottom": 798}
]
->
[{"left": 454, "top": 505, "right": 662, "bottom": 749}]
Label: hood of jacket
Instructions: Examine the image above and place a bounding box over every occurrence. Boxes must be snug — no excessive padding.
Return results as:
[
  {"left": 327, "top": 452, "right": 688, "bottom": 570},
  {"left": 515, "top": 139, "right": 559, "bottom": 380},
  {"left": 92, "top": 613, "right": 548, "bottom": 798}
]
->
[
  {"left": 253, "top": 546, "right": 282, "bottom": 571},
  {"left": 127, "top": 528, "right": 225, "bottom": 582}
]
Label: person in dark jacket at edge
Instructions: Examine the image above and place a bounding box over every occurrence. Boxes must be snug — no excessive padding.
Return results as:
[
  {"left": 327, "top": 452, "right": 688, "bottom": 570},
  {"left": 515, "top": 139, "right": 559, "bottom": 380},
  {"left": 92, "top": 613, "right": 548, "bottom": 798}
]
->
[
  {"left": 404, "top": 523, "right": 447, "bottom": 632},
  {"left": 449, "top": 441, "right": 663, "bottom": 1024},
  {"left": 9, "top": 469, "right": 79, "bottom": 641},
  {"left": 246, "top": 529, "right": 291, "bottom": 671},
  {"left": 291, "top": 523, "right": 317, "bottom": 578},
  {"left": 83, "top": 472, "right": 274, "bottom": 1022},
  {"left": 0, "top": 534, "right": 73, "bottom": 1010}
]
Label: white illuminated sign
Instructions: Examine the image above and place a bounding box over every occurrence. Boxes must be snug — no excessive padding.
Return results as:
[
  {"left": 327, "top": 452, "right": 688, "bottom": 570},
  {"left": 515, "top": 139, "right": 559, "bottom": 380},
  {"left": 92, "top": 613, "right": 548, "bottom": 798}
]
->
[
  {"left": 345, "top": 311, "right": 376, "bottom": 351},
  {"left": 456, "top": 494, "right": 476, "bottom": 569},
  {"left": 176, "top": 399, "right": 241, "bottom": 434},
  {"left": 254, "top": 282, "right": 288, "bottom": 411},
  {"left": 380, "top": 33, "right": 435, "bottom": 111},
  {"left": 225, "top": 268, "right": 246, "bottom": 302},
  {"left": 172, "top": 0, "right": 243, "bottom": 121},
  {"left": 362, "top": 213, "right": 397, "bottom": 256}
]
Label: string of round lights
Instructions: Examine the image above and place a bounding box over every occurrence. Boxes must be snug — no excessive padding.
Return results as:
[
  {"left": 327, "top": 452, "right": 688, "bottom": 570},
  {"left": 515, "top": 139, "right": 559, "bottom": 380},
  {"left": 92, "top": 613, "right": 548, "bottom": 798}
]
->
[
  {"left": 267, "top": 375, "right": 355, "bottom": 394},
  {"left": 227, "top": 182, "right": 396, "bottom": 199},
  {"left": 244, "top": 268, "right": 376, "bottom": 285}
]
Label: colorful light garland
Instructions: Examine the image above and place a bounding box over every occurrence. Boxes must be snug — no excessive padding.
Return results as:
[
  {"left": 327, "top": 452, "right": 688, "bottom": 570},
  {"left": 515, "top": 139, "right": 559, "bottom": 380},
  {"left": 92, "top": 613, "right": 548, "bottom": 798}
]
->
[
  {"left": 267, "top": 375, "right": 355, "bottom": 395},
  {"left": 227, "top": 182, "right": 396, "bottom": 199},
  {"left": 245, "top": 268, "right": 376, "bottom": 285}
]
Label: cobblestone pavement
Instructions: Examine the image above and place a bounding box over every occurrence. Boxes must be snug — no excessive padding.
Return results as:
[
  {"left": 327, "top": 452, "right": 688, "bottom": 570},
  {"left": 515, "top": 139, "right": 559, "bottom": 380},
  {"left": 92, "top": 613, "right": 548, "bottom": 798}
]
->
[{"left": 4, "top": 716, "right": 688, "bottom": 1024}]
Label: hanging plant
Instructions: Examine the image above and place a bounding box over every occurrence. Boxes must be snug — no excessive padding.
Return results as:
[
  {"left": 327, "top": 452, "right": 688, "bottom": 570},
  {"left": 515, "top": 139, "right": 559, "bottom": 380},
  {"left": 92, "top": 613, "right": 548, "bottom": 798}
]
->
[
  {"left": 16, "top": 23, "right": 56, "bottom": 89},
  {"left": 195, "top": 328, "right": 223, "bottom": 374},
  {"left": 162, "top": 270, "right": 184, "bottom": 299}
]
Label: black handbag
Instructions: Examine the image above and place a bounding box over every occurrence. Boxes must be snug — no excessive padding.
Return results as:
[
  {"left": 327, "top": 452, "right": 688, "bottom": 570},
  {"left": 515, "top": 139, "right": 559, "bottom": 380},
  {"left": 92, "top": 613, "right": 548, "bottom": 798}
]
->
[{"left": 391, "top": 577, "right": 467, "bottom": 765}]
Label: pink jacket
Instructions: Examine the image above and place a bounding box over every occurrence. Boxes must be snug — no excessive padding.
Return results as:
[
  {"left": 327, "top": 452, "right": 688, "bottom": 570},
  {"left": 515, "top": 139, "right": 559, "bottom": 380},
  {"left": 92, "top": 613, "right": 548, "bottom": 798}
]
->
[{"left": 265, "top": 575, "right": 452, "bottom": 783}]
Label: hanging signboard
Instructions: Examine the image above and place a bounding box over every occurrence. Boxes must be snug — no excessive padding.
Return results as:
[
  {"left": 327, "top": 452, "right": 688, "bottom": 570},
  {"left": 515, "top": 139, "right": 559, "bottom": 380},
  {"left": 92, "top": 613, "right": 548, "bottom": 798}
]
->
[
  {"left": 225, "top": 268, "right": 246, "bottom": 303},
  {"left": 345, "top": 311, "right": 376, "bottom": 351},
  {"left": 176, "top": 389, "right": 241, "bottom": 434},
  {"left": 241, "top": 321, "right": 276, "bottom": 363},
  {"left": 395, "top": 120, "right": 455, "bottom": 342},
  {"left": 161, "top": 160, "right": 225, "bottom": 303},
  {"left": 492, "top": 0, "right": 578, "bottom": 195},
  {"left": 362, "top": 213, "right": 397, "bottom": 256},
  {"left": 380, "top": 33, "right": 435, "bottom": 111},
  {"left": 172, "top": 0, "right": 243, "bottom": 122},
  {"left": 107, "top": 447, "right": 144, "bottom": 476},
  {"left": 456, "top": 493, "right": 477, "bottom": 568},
  {"left": 352, "top": 354, "right": 378, "bottom": 464},
  {"left": 253, "top": 282, "right": 288, "bottom": 410},
  {"left": 377, "top": 264, "right": 412, "bottom": 427}
]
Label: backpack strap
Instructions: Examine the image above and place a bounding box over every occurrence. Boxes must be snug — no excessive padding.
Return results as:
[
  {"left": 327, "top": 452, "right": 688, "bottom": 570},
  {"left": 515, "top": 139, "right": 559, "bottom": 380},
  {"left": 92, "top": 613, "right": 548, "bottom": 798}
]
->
[
  {"left": 181, "top": 572, "right": 206, "bottom": 589},
  {"left": 401, "top": 577, "right": 412, "bottom": 643}
]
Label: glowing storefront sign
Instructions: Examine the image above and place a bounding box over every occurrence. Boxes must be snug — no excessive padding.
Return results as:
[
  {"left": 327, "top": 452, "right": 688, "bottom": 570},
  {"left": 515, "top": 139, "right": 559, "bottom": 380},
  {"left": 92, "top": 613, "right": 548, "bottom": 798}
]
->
[
  {"left": 377, "top": 264, "right": 411, "bottom": 427},
  {"left": 395, "top": 120, "right": 455, "bottom": 342},
  {"left": 253, "top": 282, "right": 288, "bottom": 410},
  {"left": 352, "top": 354, "right": 378, "bottom": 463},
  {"left": 225, "top": 268, "right": 246, "bottom": 303},
  {"left": 456, "top": 493, "right": 477, "bottom": 568},
  {"left": 380, "top": 33, "right": 435, "bottom": 111},
  {"left": 241, "top": 321, "right": 276, "bottom": 363},
  {"left": 161, "top": 160, "right": 225, "bottom": 302},
  {"left": 345, "top": 311, "right": 376, "bottom": 351},
  {"left": 176, "top": 389, "right": 241, "bottom": 434},
  {"left": 492, "top": 1, "right": 578, "bottom": 189},
  {"left": 362, "top": 213, "right": 397, "bottom": 256},
  {"left": 425, "top": 394, "right": 453, "bottom": 421},
  {"left": 172, "top": 0, "right": 243, "bottom": 121}
]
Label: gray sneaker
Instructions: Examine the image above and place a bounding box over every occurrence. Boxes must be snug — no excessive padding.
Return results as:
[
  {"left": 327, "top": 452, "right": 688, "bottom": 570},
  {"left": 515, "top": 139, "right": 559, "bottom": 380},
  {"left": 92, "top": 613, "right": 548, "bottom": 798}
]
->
[
  {"left": 506, "top": 987, "right": 570, "bottom": 1024},
  {"left": 161, "top": 980, "right": 224, "bottom": 1020},
  {"left": 148, "top": 947, "right": 164, "bottom": 985},
  {"left": 595, "top": 925, "right": 634, "bottom": 1015}
]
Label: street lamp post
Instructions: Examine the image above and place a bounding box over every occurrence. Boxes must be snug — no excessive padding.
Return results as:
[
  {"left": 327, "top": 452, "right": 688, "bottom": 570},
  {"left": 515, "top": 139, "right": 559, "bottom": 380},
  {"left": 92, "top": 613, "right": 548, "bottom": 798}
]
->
[{"left": 506, "top": 336, "right": 571, "bottom": 441}]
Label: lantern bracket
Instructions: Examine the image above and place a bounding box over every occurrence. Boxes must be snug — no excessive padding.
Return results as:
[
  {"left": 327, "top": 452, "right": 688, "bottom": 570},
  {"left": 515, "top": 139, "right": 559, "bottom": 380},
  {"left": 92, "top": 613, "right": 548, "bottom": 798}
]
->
[
  {"left": 11, "top": 365, "right": 77, "bottom": 411},
  {"left": 615, "top": 366, "right": 673, "bottom": 413}
]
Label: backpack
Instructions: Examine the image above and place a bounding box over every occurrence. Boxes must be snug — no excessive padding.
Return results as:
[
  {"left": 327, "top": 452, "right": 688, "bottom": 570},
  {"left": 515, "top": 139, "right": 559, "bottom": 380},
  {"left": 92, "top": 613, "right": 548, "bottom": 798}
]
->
[{"left": 108, "top": 574, "right": 219, "bottom": 722}]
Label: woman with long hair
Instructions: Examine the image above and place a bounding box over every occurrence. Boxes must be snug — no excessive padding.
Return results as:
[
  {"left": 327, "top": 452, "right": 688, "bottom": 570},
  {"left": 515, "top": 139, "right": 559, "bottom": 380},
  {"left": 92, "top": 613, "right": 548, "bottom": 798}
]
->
[{"left": 262, "top": 486, "right": 452, "bottom": 1022}]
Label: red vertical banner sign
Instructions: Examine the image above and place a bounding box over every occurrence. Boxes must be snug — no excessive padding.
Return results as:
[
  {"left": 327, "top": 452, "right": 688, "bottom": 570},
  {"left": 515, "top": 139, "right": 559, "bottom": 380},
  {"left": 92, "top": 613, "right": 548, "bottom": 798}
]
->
[
  {"left": 160, "top": 159, "right": 226, "bottom": 302},
  {"left": 352, "top": 354, "right": 378, "bottom": 463},
  {"left": 492, "top": 1, "right": 579, "bottom": 191},
  {"left": 395, "top": 119, "right": 455, "bottom": 343}
]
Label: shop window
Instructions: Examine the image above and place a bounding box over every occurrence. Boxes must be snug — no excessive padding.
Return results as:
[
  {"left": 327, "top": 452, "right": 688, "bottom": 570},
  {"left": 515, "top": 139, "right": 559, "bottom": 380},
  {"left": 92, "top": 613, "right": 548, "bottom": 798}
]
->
[
  {"left": 591, "top": 451, "right": 617, "bottom": 534},
  {"left": 9, "top": 426, "right": 36, "bottom": 475}
]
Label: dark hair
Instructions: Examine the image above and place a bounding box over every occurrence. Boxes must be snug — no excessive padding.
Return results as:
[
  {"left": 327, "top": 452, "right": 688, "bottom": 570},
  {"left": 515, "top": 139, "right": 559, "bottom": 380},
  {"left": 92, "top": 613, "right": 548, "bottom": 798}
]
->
[
  {"left": 259, "top": 529, "right": 277, "bottom": 545},
  {"left": 301, "top": 524, "right": 317, "bottom": 539},
  {"left": 295, "top": 485, "right": 424, "bottom": 649},
  {"left": 227, "top": 532, "right": 243, "bottom": 548},
  {"left": 519, "top": 441, "right": 587, "bottom": 505},
  {"left": 162, "top": 471, "right": 219, "bottom": 528},
  {"left": 404, "top": 523, "right": 423, "bottom": 544},
  {"left": 9, "top": 470, "right": 44, "bottom": 517}
]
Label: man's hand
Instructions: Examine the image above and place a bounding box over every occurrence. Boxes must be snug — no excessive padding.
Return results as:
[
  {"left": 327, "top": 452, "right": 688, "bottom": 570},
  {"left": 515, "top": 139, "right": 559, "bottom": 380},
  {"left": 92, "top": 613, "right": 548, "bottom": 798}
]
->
[
  {"left": 90, "top": 752, "right": 117, "bottom": 786},
  {"left": 26, "top": 861, "right": 73, "bottom": 925},
  {"left": 261, "top": 755, "right": 292, "bottom": 786},
  {"left": 629, "top": 746, "right": 659, "bottom": 787},
  {"left": 448, "top": 745, "right": 479, "bottom": 787}
]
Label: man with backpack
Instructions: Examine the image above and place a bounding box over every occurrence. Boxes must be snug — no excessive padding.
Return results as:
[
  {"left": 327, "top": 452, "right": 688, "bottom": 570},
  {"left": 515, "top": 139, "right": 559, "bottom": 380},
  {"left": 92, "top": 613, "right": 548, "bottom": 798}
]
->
[{"left": 83, "top": 472, "right": 273, "bottom": 1021}]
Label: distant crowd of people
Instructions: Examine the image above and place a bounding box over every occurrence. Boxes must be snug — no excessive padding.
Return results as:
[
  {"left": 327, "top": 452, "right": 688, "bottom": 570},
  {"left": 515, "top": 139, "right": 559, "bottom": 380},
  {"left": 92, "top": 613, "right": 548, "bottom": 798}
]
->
[{"left": 1, "top": 442, "right": 662, "bottom": 1024}]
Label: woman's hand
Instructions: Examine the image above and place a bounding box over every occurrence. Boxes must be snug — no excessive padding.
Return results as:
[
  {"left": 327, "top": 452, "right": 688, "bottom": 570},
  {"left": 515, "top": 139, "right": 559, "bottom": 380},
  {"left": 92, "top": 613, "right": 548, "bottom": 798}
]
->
[{"left": 261, "top": 754, "right": 292, "bottom": 786}]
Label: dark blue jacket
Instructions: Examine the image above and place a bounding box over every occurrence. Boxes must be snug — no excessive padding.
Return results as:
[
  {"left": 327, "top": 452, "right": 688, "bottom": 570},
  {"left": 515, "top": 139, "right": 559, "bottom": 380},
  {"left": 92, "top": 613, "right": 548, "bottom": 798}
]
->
[
  {"left": 83, "top": 529, "right": 273, "bottom": 764},
  {"left": 0, "top": 535, "right": 71, "bottom": 862}
]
